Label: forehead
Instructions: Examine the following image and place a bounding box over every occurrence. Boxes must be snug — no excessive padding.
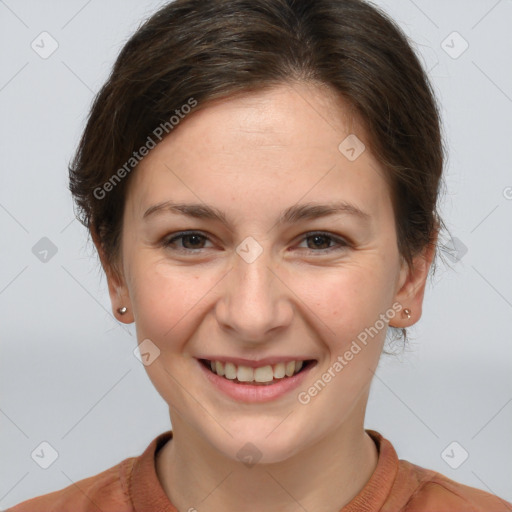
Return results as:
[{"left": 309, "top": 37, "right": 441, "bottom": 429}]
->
[
  {"left": 126, "top": 82, "right": 391, "bottom": 222},
  {"left": 172, "top": 83, "right": 359, "bottom": 154}
]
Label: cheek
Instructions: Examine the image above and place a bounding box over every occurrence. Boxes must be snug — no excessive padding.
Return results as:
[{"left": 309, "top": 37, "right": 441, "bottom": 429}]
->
[
  {"left": 292, "top": 261, "right": 395, "bottom": 338},
  {"left": 128, "top": 256, "right": 217, "bottom": 347}
]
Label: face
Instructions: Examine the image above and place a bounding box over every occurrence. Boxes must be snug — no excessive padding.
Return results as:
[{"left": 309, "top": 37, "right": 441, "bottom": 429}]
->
[{"left": 104, "top": 82, "right": 428, "bottom": 464}]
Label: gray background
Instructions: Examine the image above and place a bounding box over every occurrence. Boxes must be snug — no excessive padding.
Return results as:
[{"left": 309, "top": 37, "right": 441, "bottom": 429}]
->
[{"left": 1, "top": 0, "right": 511, "bottom": 508}]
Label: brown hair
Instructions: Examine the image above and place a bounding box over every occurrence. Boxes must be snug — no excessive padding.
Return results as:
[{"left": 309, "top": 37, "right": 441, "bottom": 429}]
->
[{"left": 69, "top": 0, "right": 446, "bottom": 346}]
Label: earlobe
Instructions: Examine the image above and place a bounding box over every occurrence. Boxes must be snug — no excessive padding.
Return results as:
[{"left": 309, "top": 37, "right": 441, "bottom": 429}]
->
[
  {"left": 108, "top": 271, "right": 135, "bottom": 324},
  {"left": 114, "top": 303, "right": 133, "bottom": 323},
  {"left": 390, "top": 239, "right": 437, "bottom": 328},
  {"left": 107, "top": 268, "right": 134, "bottom": 324},
  {"left": 90, "top": 227, "right": 134, "bottom": 324}
]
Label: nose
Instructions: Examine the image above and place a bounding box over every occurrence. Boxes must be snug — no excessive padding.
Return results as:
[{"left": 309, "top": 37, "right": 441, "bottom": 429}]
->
[{"left": 214, "top": 246, "right": 293, "bottom": 344}]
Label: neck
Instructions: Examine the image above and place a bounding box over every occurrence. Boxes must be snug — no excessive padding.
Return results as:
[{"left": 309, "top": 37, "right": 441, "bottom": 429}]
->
[{"left": 156, "top": 396, "right": 378, "bottom": 512}]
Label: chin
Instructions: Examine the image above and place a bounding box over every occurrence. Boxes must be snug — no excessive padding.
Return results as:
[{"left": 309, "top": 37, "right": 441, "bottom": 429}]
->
[{"left": 203, "top": 420, "right": 309, "bottom": 466}]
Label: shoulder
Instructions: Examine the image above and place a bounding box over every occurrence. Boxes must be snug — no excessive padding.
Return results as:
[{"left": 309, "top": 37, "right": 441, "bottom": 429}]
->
[
  {"left": 6, "top": 457, "right": 136, "bottom": 512},
  {"left": 391, "top": 458, "right": 512, "bottom": 512},
  {"left": 366, "top": 430, "right": 511, "bottom": 512}
]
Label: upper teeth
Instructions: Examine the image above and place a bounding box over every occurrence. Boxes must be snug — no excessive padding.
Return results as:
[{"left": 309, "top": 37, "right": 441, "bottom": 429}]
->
[{"left": 209, "top": 360, "right": 304, "bottom": 383}]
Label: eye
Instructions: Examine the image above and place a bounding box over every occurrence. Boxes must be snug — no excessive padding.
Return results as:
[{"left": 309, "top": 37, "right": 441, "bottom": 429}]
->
[
  {"left": 161, "top": 230, "right": 350, "bottom": 255},
  {"left": 296, "top": 231, "right": 349, "bottom": 253},
  {"left": 162, "top": 231, "right": 213, "bottom": 252}
]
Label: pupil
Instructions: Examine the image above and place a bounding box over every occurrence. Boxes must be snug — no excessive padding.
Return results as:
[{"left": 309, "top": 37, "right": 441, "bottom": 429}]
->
[
  {"left": 310, "top": 235, "right": 329, "bottom": 249},
  {"left": 185, "top": 235, "right": 202, "bottom": 248}
]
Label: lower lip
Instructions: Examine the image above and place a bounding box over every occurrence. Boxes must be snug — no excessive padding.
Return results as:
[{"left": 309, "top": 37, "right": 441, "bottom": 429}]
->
[{"left": 197, "top": 359, "right": 316, "bottom": 403}]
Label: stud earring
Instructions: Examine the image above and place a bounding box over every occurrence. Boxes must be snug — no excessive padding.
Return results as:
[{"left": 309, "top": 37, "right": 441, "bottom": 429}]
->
[
  {"left": 402, "top": 308, "right": 411, "bottom": 320},
  {"left": 118, "top": 306, "right": 127, "bottom": 315}
]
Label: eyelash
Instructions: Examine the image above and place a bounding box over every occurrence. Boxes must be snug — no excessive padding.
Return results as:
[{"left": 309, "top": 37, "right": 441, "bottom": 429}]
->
[{"left": 162, "top": 231, "right": 350, "bottom": 255}]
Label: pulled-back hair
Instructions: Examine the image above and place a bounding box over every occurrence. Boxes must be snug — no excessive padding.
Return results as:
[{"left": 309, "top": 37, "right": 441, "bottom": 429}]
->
[{"left": 69, "top": 0, "right": 446, "bottom": 344}]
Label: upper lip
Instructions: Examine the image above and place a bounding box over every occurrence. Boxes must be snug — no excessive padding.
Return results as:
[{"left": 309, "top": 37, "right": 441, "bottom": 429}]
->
[{"left": 196, "top": 356, "right": 315, "bottom": 368}]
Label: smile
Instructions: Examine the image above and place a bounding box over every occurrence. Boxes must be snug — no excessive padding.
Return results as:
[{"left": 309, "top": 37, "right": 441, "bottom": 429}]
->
[{"left": 199, "top": 358, "right": 316, "bottom": 385}]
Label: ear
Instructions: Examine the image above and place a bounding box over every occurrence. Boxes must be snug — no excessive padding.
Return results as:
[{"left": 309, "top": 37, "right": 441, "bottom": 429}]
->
[
  {"left": 90, "top": 226, "right": 134, "bottom": 324},
  {"left": 390, "top": 229, "right": 438, "bottom": 328}
]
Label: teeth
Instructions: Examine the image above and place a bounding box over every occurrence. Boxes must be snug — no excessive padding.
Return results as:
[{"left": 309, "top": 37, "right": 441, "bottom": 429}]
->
[
  {"left": 215, "top": 361, "right": 225, "bottom": 377},
  {"left": 206, "top": 359, "right": 306, "bottom": 382},
  {"left": 225, "top": 362, "right": 237, "bottom": 380},
  {"left": 285, "top": 361, "right": 295, "bottom": 377},
  {"left": 273, "top": 362, "right": 286, "bottom": 379},
  {"left": 254, "top": 365, "right": 274, "bottom": 383},
  {"left": 237, "top": 365, "right": 253, "bottom": 382}
]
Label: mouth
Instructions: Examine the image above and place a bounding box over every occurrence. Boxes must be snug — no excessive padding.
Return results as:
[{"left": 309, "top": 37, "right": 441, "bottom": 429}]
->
[{"left": 198, "top": 358, "right": 316, "bottom": 386}]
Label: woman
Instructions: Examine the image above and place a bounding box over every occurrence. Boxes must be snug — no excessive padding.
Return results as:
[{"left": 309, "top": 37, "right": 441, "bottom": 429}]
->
[{"left": 9, "top": 0, "right": 511, "bottom": 510}]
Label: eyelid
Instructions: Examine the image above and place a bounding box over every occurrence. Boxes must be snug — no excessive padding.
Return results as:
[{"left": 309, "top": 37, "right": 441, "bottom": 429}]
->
[
  {"left": 162, "top": 230, "right": 351, "bottom": 254},
  {"left": 296, "top": 231, "right": 350, "bottom": 251},
  {"left": 163, "top": 230, "right": 215, "bottom": 250}
]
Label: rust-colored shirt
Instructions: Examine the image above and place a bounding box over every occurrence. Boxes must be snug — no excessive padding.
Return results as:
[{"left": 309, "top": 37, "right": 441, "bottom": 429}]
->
[{"left": 7, "top": 429, "right": 512, "bottom": 511}]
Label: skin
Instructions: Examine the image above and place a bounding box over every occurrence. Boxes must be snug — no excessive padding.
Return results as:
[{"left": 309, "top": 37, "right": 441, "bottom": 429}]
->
[{"left": 94, "top": 82, "right": 436, "bottom": 512}]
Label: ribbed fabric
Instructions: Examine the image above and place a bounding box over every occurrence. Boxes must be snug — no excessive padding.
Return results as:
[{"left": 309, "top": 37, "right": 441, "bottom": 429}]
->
[
  {"left": 7, "top": 429, "right": 512, "bottom": 511},
  {"left": 130, "top": 431, "right": 178, "bottom": 511},
  {"left": 341, "top": 429, "right": 398, "bottom": 511}
]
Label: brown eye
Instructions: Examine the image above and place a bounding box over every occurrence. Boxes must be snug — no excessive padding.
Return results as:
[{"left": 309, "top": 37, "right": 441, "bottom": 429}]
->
[
  {"left": 298, "top": 232, "right": 349, "bottom": 253},
  {"left": 307, "top": 234, "right": 333, "bottom": 250},
  {"left": 163, "top": 232, "right": 212, "bottom": 251}
]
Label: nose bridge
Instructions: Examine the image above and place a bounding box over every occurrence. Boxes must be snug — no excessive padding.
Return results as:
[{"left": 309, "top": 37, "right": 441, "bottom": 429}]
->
[
  {"left": 216, "top": 242, "right": 290, "bottom": 341},
  {"left": 236, "top": 248, "right": 274, "bottom": 304}
]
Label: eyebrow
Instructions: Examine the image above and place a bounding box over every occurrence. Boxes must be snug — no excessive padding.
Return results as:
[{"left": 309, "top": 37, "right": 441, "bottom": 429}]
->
[{"left": 142, "top": 200, "right": 371, "bottom": 226}]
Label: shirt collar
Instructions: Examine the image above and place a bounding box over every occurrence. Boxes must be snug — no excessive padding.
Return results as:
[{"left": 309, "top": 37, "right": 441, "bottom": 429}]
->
[{"left": 129, "top": 428, "right": 398, "bottom": 512}]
